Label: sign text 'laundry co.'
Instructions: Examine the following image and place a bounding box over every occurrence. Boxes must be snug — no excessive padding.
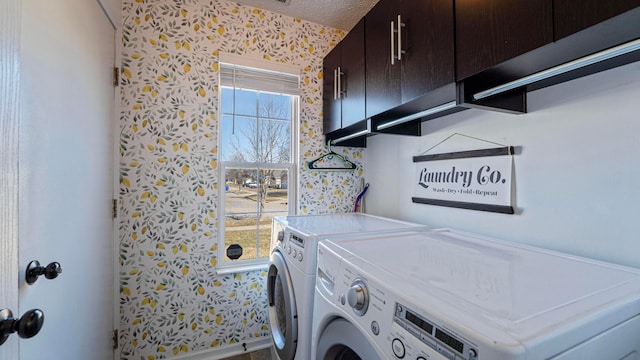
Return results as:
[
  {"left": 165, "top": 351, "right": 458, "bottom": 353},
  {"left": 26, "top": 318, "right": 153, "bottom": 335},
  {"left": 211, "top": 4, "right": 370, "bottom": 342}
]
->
[
  {"left": 413, "top": 152, "right": 514, "bottom": 211},
  {"left": 417, "top": 164, "right": 507, "bottom": 190}
]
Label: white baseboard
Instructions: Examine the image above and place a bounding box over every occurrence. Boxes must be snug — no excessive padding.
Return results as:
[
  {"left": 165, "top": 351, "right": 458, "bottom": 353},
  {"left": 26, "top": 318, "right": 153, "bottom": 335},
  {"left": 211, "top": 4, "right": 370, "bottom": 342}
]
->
[{"left": 171, "top": 338, "right": 273, "bottom": 360}]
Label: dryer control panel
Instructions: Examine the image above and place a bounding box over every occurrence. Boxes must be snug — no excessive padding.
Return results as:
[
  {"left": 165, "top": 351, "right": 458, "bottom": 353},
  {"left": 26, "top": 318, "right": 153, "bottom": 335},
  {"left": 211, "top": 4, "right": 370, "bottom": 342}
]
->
[
  {"left": 394, "top": 303, "right": 478, "bottom": 360},
  {"left": 318, "top": 240, "right": 484, "bottom": 360},
  {"left": 274, "top": 229, "right": 310, "bottom": 274}
]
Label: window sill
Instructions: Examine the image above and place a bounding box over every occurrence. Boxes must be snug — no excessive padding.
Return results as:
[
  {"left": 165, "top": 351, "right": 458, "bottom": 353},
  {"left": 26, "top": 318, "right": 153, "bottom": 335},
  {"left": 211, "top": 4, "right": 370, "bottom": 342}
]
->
[{"left": 216, "top": 261, "right": 270, "bottom": 275}]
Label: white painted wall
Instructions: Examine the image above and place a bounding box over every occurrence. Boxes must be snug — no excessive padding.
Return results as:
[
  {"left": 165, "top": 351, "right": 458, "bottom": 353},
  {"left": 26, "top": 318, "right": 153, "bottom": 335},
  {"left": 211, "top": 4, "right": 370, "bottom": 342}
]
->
[{"left": 363, "top": 60, "right": 640, "bottom": 268}]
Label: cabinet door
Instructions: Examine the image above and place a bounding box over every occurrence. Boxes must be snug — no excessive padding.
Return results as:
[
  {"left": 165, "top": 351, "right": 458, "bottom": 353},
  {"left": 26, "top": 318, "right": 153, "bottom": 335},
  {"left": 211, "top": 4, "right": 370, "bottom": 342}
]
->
[
  {"left": 365, "top": 0, "right": 402, "bottom": 118},
  {"left": 455, "top": 0, "right": 553, "bottom": 80},
  {"left": 554, "top": 0, "right": 640, "bottom": 40},
  {"left": 400, "top": 0, "right": 454, "bottom": 103},
  {"left": 340, "top": 19, "right": 366, "bottom": 128},
  {"left": 322, "top": 45, "right": 341, "bottom": 134}
]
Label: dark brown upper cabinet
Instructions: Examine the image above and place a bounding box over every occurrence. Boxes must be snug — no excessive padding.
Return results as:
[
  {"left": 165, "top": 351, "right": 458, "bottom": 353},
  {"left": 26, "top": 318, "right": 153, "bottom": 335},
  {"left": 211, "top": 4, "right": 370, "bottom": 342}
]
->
[
  {"left": 322, "top": 42, "right": 341, "bottom": 134},
  {"left": 554, "top": 0, "right": 640, "bottom": 40},
  {"left": 363, "top": 0, "right": 401, "bottom": 118},
  {"left": 456, "top": 0, "right": 640, "bottom": 107},
  {"left": 455, "top": 0, "right": 553, "bottom": 81},
  {"left": 365, "top": 0, "right": 455, "bottom": 119},
  {"left": 322, "top": 18, "right": 366, "bottom": 135},
  {"left": 322, "top": 0, "right": 640, "bottom": 145}
]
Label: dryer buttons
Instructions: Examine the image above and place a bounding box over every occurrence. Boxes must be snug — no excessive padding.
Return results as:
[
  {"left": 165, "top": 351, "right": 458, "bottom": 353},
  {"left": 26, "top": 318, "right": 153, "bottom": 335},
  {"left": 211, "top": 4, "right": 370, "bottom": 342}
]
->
[
  {"left": 391, "top": 338, "right": 405, "bottom": 358},
  {"left": 371, "top": 321, "right": 380, "bottom": 335}
]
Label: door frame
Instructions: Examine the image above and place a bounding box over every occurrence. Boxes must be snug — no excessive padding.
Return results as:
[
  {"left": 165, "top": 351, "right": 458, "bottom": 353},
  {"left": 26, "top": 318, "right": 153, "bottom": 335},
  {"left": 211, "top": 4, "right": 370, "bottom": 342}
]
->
[
  {"left": 111, "top": 25, "right": 122, "bottom": 360},
  {"left": 1, "top": 0, "right": 121, "bottom": 358},
  {"left": 0, "top": 0, "right": 21, "bottom": 357},
  {"left": 98, "top": 2, "right": 122, "bottom": 359}
]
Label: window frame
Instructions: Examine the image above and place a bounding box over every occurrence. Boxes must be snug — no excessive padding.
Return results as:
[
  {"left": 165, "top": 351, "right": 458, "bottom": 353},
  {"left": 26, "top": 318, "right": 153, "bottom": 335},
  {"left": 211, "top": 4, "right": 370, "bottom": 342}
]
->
[{"left": 216, "top": 55, "right": 299, "bottom": 271}]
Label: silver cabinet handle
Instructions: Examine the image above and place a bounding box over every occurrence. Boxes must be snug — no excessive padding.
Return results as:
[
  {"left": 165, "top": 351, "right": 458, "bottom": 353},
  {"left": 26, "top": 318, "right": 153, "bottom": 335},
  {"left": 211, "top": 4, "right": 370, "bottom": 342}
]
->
[
  {"left": 390, "top": 20, "right": 395, "bottom": 65},
  {"left": 333, "top": 68, "right": 338, "bottom": 100},
  {"left": 337, "top": 66, "right": 343, "bottom": 99},
  {"left": 391, "top": 16, "right": 406, "bottom": 65},
  {"left": 397, "top": 15, "right": 405, "bottom": 61}
]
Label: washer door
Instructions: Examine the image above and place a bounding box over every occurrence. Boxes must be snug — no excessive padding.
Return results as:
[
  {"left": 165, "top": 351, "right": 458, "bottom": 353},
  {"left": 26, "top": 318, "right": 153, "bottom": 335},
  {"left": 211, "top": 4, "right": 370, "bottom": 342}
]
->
[
  {"left": 268, "top": 250, "right": 298, "bottom": 360},
  {"left": 316, "top": 318, "right": 382, "bottom": 360}
]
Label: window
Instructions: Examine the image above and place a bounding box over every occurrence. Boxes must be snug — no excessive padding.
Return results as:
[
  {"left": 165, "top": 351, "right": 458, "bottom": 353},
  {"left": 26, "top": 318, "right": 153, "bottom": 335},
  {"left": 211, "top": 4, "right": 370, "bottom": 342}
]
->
[{"left": 217, "top": 54, "right": 299, "bottom": 270}]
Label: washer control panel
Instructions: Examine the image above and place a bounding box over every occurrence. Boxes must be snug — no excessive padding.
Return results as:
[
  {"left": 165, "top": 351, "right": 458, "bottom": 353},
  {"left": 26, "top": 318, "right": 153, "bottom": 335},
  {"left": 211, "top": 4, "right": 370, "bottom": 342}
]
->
[
  {"left": 317, "top": 241, "right": 482, "bottom": 360},
  {"left": 275, "top": 229, "right": 308, "bottom": 266},
  {"left": 347, "top": 279, "right": 369, "bottom": 316},
  {"left": 394, "top": 303, "right": 478, "bottom": 360}
]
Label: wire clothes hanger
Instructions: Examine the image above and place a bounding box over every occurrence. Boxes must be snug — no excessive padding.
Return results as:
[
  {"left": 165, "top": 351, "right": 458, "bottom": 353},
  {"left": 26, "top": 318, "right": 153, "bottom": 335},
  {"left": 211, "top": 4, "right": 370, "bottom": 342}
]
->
[{"left": 306, "top": 141, "right": 357, "bottom": 171}]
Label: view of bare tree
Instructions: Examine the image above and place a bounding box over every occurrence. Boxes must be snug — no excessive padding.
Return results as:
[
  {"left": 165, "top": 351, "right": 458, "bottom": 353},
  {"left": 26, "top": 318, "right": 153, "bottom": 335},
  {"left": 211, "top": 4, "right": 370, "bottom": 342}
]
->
[{"left": 226, "top": 95, "right": 291, "bottom": 216}]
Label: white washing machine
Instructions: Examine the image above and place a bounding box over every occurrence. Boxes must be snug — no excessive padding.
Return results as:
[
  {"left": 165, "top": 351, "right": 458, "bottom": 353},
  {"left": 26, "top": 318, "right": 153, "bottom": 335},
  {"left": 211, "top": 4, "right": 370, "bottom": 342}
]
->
[
  {"left": 267, "top": 213, "right": 430, "bottom": 360},
  {"left": 313, "top": 229, "right": 640, "bottom": 360}
]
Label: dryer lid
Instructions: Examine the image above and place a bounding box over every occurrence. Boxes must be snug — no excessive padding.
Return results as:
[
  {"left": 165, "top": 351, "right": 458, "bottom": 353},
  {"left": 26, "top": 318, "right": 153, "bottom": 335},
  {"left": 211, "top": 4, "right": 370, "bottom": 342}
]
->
[
  {"left": 323, "top": 229, "right": 640, "bottom": 342},
  {"left": 273, "top": 213, "right": 427, "bottom": 239}
]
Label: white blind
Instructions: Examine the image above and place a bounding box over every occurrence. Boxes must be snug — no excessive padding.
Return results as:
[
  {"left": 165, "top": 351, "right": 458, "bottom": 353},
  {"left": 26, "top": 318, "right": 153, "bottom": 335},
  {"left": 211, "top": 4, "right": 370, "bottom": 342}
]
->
[{"left": 219, "top": 54, "right": 300, "bottom": 95}]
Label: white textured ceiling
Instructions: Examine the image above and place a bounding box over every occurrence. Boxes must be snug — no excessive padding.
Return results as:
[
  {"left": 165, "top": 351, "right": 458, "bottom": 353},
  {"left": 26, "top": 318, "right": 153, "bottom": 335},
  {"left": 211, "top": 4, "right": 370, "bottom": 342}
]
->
[{"left": 231, "top": 0, "right": 379, "bottom": 30}]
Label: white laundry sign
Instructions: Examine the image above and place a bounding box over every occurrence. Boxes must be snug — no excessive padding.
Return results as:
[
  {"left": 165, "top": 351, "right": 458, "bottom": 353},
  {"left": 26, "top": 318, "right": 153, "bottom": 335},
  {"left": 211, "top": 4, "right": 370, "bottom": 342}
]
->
[{"left": 413, "top": 150, "right": 514, "bottom": 213}]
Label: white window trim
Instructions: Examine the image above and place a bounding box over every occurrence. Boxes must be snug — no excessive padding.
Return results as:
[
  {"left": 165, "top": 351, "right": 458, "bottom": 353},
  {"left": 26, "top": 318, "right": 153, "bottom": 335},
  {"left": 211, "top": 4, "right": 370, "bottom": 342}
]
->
[
  {"left": 216, "top": 59, "right": 299, "bottom": 270},
  {"left": 219, "top": 52, "right": 300, "bottom": 77}
]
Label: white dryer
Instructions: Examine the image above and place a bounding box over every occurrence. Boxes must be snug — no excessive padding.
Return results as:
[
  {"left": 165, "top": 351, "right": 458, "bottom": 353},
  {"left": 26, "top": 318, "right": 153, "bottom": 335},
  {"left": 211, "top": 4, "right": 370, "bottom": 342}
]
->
[
  {"left": 267, "top": 213, "right": 429, "bottom": 360},
  {"left": 313, "top": 229, "right": 640, "bottom": 360}
]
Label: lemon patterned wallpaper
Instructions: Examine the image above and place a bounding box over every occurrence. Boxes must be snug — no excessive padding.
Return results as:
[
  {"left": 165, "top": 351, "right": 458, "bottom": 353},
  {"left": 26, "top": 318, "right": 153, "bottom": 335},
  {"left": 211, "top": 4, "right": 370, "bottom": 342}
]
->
[{"left": 119, "top": 0, "right": 364, "bottom": 358}]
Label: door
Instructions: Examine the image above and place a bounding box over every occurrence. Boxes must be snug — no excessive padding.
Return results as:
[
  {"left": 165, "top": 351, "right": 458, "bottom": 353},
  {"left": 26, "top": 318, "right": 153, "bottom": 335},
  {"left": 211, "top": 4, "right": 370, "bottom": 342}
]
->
[
  {"left": 365, "top": 0, "right": 402, "bottom": 118},
  {"left": 322, "top": 18, "right": 366, "bottom": 135},
  {"left": 365, "top": 0, "right": 455, "bottom": 117},
  {"left": 315, "top": 318, "right": 382, "bottom": 360},
  {"left": 338, "top": 18, "right": 366, "bottom": 129},
  {"left": 268, "top": 250, "right": 298, "bottom": 360},
  {"left": 554, "top": 0, "right": 640, "bottom": 40},
  {"left": 1, "top": 0, "right": 117, "bottom": 358},
  {"left": 455, "top": 0, "right": 553, "bottom": 80},
  {"left": 400, "top": 0, "right": 454, "bottom": 104},
  {"left": 322, "top": 43, "right": 342, "bottom": 134}
]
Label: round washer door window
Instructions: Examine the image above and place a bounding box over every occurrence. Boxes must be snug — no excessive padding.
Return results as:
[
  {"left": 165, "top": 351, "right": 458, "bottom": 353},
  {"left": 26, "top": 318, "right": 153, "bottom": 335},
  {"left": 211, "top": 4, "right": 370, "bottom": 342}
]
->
[
  {"left": 268, "top": 250, "right": 298, "bottom": 360},
  {"left": 316, "top": 318, "right": 382, "bottom": 360}
]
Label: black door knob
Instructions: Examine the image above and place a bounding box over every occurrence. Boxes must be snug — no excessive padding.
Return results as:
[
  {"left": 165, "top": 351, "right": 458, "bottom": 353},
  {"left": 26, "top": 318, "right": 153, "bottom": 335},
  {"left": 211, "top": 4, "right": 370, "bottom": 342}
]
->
[
  {"left": 26, "top": 260, "right": 62, "bottom": 285},
  {"left": 0, "top": 308, "right": 45, "bottom": 346}
]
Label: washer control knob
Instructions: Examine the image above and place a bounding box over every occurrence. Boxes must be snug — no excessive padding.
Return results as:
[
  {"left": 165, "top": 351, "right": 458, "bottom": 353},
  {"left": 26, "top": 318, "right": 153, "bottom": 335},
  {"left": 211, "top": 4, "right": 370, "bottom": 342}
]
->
[
  {"left": 469, "top": 349, "right": 478, "bottom": 359},
  {"left": 297, "top": 253, "right": 303, "bottom": 262},
  {"left": 347, "top": 279, "right": 369, "bottom": 316},
  {"left": 287, "top": 246, "right": 292, "bottom": 254}
]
